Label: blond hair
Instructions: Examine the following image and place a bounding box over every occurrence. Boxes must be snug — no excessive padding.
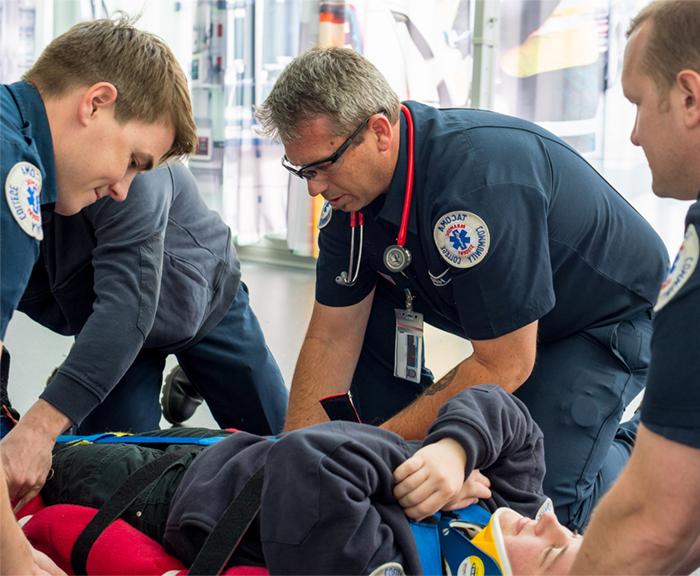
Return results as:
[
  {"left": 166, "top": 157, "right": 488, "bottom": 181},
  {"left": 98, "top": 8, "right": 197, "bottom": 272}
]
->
[
  {"left": 255, "top": 47, "right": 401, "bottom": 142},
  {"left": 627, "top": 0, "right": 700, "bottom": 94},
  {"left": 24, "top": 15, "right": 196, "bottom": 161}
]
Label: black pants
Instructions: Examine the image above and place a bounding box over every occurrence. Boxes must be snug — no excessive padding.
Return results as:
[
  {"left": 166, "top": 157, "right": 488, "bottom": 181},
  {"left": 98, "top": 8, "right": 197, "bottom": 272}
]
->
[{"left": 42, "top": 428, "right": 223, "bottom": 542}]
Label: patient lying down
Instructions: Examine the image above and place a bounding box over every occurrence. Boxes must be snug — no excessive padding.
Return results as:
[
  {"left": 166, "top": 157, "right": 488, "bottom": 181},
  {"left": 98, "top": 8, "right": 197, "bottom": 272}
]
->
[{"left": 38, "top": 385, "right": 582, "bottom": 575}]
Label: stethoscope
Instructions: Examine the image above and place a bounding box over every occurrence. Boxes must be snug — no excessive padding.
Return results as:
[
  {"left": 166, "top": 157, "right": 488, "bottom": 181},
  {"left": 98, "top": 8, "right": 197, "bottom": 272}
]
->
[{"left": 335, "top": 104, "right": 415, "bottom": 286}]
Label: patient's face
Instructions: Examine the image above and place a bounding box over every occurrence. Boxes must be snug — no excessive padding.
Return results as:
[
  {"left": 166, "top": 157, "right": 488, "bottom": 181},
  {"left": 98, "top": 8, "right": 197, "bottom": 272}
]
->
[{"left": 498, "top": 509, "right": 582, "bottom": 574}]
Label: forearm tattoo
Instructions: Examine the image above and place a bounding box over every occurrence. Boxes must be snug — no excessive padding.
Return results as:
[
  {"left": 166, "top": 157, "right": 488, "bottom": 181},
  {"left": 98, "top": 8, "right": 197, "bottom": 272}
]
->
[{"left": 424, "top": 365, "right": 458, "bottom": 396}]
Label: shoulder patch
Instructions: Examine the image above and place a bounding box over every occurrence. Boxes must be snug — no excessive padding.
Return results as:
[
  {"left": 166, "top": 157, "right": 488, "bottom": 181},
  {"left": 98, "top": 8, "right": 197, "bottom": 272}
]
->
[
  {"left": 5, "top": 161, "right": 43, "bottom": 240},
  {"left": 368, "top": 562, "right": 405, "bottom": 576},
  {"left": 318, "top": 200, "right": 333, "bottom": 229},
  {"left": 433, "top": 211, "right": 489, "bottom": 269},
  {"left": 655, "top": 224, "right": 698, "bottom": 312}
]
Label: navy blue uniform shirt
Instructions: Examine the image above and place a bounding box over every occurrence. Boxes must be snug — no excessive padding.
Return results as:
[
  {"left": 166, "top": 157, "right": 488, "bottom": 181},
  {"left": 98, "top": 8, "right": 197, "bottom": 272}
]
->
[
  {"left": 317, "top": 101, "right": 668, "bottom": 341},
  {"left": 642, "top": 197, "right": 700, "bottom": 449},
  {"left": 1, "top": 81, "right": 57, "bottom": 339}
]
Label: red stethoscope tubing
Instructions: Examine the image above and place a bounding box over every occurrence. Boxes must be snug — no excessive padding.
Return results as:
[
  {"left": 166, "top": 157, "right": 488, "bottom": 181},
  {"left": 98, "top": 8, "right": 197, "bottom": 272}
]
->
[
  {"left": 339, "top": 105, "right": 413, "bottom": 286},
  {"left": 350, "top": 104, "right": 413, "bottom": 233},
  {"left": 353, "top": 104, "right": 413, "bottom": 237},
  {"left": 397, "top": 103, "right": 414, "bottom": 248}
]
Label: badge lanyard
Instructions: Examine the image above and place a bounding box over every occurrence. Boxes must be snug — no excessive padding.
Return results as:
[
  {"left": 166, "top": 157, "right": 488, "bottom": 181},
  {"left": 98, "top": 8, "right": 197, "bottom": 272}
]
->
[
  {"left": 394, "top": 288, "right": 423, "bottom": 384},
  {"left": 388, "top": 106, "right": 422, "bottom": 383}
]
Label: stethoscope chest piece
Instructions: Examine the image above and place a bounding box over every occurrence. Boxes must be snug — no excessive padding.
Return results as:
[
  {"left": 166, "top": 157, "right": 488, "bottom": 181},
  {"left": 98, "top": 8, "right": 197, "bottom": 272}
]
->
[{"left": 383, "top": 244, "right": 412, "bottom": 273}]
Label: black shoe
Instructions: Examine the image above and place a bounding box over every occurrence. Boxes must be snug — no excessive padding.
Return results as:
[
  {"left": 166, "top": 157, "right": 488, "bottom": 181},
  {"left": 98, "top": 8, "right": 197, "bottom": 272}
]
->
[{"left": 161, "top": 365, "right": 203, "bottom": 425}]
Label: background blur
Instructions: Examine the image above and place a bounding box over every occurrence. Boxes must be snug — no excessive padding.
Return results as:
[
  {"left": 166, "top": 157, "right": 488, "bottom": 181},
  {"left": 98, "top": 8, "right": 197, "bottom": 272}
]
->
[{"left": 2, "top": 0, "right": 687, "bottom": 425}]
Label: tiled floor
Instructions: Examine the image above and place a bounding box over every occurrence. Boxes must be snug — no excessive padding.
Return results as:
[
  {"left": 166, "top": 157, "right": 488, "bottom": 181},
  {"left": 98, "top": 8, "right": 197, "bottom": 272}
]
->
[{"left": 4, "top": 260, "right": 470, "bottom": 429}]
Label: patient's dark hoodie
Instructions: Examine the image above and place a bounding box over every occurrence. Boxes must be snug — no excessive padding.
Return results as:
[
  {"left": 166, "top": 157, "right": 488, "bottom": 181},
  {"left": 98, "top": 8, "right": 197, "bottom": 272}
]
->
[{"left": 165, "top": 385, "right": 547, "bottom": 574}]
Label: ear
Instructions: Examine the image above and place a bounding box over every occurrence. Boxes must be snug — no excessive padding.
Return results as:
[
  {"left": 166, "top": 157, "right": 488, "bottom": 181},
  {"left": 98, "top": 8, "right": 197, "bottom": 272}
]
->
[
  {"left": 677, "top": 69, "right": 700, "bottom": 128},
  {"left": 77, "top": 82, "right": 118, "bottom": 126},
  {"left": 367, "top": 114, "right": 394, "bottom": 153}
]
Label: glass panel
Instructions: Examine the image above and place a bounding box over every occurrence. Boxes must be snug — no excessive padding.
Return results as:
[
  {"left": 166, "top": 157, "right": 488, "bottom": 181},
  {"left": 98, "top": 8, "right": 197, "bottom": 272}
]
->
[{"left": 490, "top": 0, "right": 683, "bottom": 255}]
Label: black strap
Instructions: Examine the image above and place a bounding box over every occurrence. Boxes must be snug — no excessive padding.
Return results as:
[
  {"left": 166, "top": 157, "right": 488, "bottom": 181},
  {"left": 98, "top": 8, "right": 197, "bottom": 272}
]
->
[
  {"left": 188, "top": 466, "right": 265, "bottom": 576},
  {"left": 71, "top": 450, "right": 189, "bottom": 575}
]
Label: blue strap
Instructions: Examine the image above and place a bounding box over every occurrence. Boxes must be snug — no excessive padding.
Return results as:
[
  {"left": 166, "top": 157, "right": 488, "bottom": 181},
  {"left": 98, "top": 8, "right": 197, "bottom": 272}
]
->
[
  {"left": 56, "top": 433, "right": 227, "bottom": 447},
  {"left": 409, "top": 517, "right": 443, "bottom": 576}
]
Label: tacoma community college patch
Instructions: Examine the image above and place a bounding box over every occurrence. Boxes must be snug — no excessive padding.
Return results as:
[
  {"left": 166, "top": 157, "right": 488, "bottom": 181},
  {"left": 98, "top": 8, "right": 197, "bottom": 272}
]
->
[
  {"left": 433, "top": 211, "right": 489, "bottom": 269},
  {"left": 5, "top": 161, "right": 43, "bottom": 240}
]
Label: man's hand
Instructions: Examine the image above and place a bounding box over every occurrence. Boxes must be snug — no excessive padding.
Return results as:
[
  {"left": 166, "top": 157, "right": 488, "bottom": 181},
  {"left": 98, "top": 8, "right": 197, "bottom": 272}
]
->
[
  {"left": 286, "top": 296, "right": 373, "bottom": 432},
  {"left": 1, "top": 456, "right": 67, "bottom": 576},
  {"left": 393, "top": 438, "right": 472, "bottom": 520},
  {"left": 30, "top": 546, "right": 67, "bottom": 575},
  {"left": 0, "top": 400, "right": 70, "bottom": 511}
]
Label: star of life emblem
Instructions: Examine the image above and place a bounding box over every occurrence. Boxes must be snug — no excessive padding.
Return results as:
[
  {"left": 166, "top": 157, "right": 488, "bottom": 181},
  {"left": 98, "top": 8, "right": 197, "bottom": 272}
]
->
[
  {"left": 433, "top": 211, "right": 489, "bottom": 269},
  {"left": 5, "top": 161, "right": 43, "bottom": 240}
]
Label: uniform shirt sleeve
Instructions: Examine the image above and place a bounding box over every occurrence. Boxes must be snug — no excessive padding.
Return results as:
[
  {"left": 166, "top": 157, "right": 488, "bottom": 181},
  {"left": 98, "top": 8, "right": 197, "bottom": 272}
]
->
[
  {"left": 1, "top": 142, "right": 42, "bottom": 339},
  {"left": 423, "top": 384, "right": 547, "bottom": 515},
  {"left": 40, "top": 167, "right": 172, "bottom": 424},
  {"left": 315, "top": 208, "right": 376, "bottom": 307},
  {"left": 641, "top": 207, "right": 700, "bottom": 449},
  {"left": 433, "top": 180, "right": 555, "bottom": 340}
]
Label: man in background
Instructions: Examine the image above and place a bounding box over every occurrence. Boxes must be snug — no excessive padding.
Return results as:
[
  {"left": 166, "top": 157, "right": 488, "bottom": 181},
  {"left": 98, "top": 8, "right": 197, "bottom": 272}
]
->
[{"left": 572, "top": 1, "right": 700, "bottom": 573}]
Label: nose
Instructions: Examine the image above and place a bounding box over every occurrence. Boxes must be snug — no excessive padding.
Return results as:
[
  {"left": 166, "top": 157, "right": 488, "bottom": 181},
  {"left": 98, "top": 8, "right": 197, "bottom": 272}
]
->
[
  {"left": 109, "top": 172, "right": 136, "bottom": 202},
  {"left": 534, "top": 512, "right": 570, "bottom": 542},
  {"left": 306, "top": 177, "right": 328, "bottom": 198},
  {"left": 630, "top": 113, "right": 640, "bottom": 146}
]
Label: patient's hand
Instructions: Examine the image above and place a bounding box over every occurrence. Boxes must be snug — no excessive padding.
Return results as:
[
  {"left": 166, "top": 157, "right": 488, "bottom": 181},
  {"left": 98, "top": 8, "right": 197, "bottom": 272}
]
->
[
  {"left": 443, "top": 469, "right": 492, "bottom": 511},
  {"left": 393, "top": 438, "right": 468, "bottom": 521}
]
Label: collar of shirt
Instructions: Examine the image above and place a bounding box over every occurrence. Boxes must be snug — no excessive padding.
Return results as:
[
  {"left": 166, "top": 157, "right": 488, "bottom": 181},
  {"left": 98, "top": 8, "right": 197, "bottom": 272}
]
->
[
  {"left": 6, "top": 81, "right": 57, "bottom": 204},
  {"left": 373, "top": 100, "right": 422, "bottom": 238}
]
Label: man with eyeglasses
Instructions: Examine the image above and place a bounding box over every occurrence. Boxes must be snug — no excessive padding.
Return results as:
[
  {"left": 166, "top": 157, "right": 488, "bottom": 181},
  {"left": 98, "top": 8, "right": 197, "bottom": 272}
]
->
[{"left": 255, "top": 47, "right": 668, "bottom": 532}]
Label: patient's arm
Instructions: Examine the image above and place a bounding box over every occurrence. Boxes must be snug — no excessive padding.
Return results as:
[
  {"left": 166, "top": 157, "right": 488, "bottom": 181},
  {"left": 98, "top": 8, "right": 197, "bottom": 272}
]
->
[{"left": 393, "top": 439, "right": 492, "bottom": 520}]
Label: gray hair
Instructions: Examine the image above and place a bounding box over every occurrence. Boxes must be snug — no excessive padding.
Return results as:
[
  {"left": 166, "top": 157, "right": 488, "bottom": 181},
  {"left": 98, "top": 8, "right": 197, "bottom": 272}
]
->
[{"left": 255, "top": 47, "right": 401, "bottom": 142}]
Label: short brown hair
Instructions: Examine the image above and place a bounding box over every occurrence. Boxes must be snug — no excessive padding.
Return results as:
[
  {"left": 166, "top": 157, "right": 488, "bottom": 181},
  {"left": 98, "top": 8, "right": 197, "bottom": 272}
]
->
[
  {"left": 24, "top": 15, "right": 196, "bottom": 162},
  {"left": 627, "top": 0, "right": 700, "bottom": 94},
  {"left": 255, "top": 47, "right": 401, "bottom": 142}
]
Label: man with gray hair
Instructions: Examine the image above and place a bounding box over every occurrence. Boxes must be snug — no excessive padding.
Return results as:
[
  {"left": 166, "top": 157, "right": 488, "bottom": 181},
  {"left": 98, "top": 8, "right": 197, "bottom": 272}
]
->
[
  {"left": 255, "top": 47, "right": 668, "bottom": 531},
  {"left": 572, "top": 1, "right": 700, "bottom": 572}
]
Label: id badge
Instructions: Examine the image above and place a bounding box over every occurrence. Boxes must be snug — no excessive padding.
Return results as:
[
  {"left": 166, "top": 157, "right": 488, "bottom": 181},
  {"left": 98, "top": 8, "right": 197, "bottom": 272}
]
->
[{"left": 394, "top": 308, "right": 424, "bottom": 383}]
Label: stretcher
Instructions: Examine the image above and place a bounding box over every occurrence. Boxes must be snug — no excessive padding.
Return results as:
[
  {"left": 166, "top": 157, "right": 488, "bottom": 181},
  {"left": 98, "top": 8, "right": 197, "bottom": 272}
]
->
[
  {"left": 17, "top": 495, "right": 269, "bottom": 576},
  {"left": 11, "top": 431, "right": 270, "bottom": 576}
]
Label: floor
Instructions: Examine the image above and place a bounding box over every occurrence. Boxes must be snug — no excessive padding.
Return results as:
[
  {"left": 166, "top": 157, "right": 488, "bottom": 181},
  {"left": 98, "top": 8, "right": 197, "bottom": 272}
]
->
[{"left": 4, "top": 260, "right": 471, "bottom": 429}]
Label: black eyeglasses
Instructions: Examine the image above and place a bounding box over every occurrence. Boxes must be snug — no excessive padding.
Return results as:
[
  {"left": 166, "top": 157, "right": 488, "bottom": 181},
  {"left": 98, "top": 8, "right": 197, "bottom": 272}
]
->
[{"left": 281, "top": 117, "right": 371, "bottom": 180}]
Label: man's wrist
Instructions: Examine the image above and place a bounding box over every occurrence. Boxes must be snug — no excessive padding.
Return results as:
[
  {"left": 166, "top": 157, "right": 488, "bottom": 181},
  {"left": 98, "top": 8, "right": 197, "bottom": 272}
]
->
[{"left": 19, "top": 400, "right": 72, "bottom": 439}]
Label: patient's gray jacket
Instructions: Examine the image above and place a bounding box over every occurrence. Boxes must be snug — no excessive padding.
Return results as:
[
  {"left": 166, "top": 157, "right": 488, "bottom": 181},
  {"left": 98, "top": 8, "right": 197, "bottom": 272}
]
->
[
  {"left": 18, "top": 162, "right": 240, "bottom": 425},
  {"left": 165, "top": 385, "right": 547, "bottom": 574}
]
